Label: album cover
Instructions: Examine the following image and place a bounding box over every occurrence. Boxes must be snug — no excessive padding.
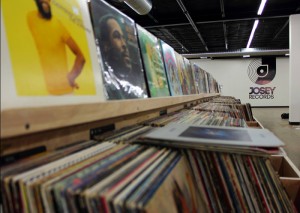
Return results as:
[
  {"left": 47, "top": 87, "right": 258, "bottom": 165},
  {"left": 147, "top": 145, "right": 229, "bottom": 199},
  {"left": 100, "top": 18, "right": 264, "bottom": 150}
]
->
[
  {"left": 174, "top": 52, "right": 189, "bottom": 95},
  {"left": 136, "top": 25, "right": 170, "bottom": 97},
  {"left": 89, "top": 0, "right": 148, "bottom": 100},
  {"left": 199, "top": 68, "right": 207, "bottom": 93},
  {"left": 191, "top": 64, "right": 200, "bottom": 94},
  {"left": 206, "top": 73, "right": 215, "bottom": 93},
  {"left": 183, "top": 57, "right": 197, "bottom": 94},
  {"left": 192, "top": 64, "right": 206, "bottom": 93},
  {"left": 204, "top": 71, "right": 210, "bottom": 93},
  {"left": 160, "top": 40, "right": 183, "bottom": 96},
  {"left": 1, "top": 0, "right": 105, "bottom": 110},
  {"left": 142, "top": 123, "right": 284, "bottom": 148}
]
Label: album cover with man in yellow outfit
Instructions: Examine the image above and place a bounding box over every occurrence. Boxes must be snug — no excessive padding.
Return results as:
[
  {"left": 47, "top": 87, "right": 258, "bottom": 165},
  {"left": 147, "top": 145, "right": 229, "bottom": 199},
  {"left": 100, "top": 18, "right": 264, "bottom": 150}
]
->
[{"left": 1, "top": 0, "right": 107, "bottom": 109}]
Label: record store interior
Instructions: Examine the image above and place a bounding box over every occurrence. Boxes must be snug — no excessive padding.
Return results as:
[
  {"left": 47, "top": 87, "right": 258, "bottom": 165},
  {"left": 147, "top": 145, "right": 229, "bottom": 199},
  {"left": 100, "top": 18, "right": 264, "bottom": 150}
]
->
[{"left": 1, "top": 0, "right": 300, "bottom": 212}]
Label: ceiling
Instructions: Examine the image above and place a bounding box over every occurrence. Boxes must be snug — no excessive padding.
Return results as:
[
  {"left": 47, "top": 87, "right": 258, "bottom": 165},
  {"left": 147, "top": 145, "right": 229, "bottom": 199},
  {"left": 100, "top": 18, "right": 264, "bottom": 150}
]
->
[{"left": 106, "top": 0, "right": 300, "bottom": 58}]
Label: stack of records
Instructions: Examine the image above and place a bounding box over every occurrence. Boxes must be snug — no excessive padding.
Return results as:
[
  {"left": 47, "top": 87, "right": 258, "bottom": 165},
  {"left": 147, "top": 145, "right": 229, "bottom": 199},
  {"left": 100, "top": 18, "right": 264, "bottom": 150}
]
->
[
  {"left": 144, "top": 107, "right": 247, "bottom": 127},
  {"left": 193, "top": 102, "right": 254, "bottom": 122},
  {"left": 1, "top": 144, "right": 294, "bottom": 212},
  {"left": 183, "top": 150, "right": 294, "bottom": 212},
  {"left": 211, "top": 96, "right": 241, "bottom": 104}
]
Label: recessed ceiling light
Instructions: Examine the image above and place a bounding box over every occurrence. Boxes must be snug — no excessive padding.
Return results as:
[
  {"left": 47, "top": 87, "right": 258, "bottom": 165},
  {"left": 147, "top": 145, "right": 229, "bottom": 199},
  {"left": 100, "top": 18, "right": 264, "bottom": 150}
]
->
[{"left": 243, "top": 55, "right": 250, "bottom": 58}]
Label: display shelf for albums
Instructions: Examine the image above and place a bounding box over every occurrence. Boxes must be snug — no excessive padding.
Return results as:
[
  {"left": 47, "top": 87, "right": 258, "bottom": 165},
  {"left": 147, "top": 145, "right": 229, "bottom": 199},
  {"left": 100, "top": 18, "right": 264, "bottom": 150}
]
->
[{"left": 0, "top": 93, "right": 218, "bottom": 156}]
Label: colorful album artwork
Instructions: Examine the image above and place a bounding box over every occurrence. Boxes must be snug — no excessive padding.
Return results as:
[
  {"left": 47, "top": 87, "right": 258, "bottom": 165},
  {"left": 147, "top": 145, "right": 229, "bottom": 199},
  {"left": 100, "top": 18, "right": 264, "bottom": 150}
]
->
[
  {"left": 192, "top": 64, "right": 207, "bottom": 93},
  {"left": 136, "top": 25, "right": 170, "bottom": 97},
  {"left": 160, "top": 40, "right": 183, "bottom": 96},
  {"left": 174, "top": 52, "right": 189, "bottom": 95},
  {"left": 204, "top": 71, "right": 210, "bottom": 93},
  {"left": 207, "top": 73, "right": 216, "bottom": 93},
  {"left": 183, "top": 57, "right": 197, "bottom": 94},
  {"left": 1, "top": 0, "right": 105, "bottom": 109},
  {"left": 191, "top": 64, "right": 200, "bottom": 94},
  {"left": 199, "top": 68, "right": 208, "bottom": 93},
  {"left": 90, "top": 0, "right": 148, "bottom": 100}
]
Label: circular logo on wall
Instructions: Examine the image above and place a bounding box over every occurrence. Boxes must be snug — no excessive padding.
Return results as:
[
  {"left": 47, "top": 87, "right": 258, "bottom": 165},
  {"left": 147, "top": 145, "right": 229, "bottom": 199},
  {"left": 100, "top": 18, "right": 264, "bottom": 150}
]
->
[{"left": 247, "top": 58, "right": 276, "bottom": 85}]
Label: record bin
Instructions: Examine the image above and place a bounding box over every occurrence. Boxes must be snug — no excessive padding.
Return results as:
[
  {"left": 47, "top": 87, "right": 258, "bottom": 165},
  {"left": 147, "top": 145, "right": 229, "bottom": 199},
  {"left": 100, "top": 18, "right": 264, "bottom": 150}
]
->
[{"left": 270, "top": 155, "right": 300, "bottom": 204}]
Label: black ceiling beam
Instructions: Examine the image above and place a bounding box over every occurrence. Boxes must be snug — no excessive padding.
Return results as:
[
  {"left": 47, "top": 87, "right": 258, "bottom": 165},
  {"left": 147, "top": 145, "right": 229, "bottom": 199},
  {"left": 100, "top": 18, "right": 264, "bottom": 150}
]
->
[
  {"left": 144, "top": 15, "right": 290, "bottom": 29},
  {"left": 147, "top": 13, "right": 159, "bottom": 24},
  {"left": 219, "top": 0, "right": 228, "bottom": 50},
  {"left": 160, "top": 28, "right": 189, "bottom": 52},
  {"left": 272, "top": 19, "right": 289, "bottom": 41},
  {"left": 175, "top": 0, "right": 209, "bottom": 51}
]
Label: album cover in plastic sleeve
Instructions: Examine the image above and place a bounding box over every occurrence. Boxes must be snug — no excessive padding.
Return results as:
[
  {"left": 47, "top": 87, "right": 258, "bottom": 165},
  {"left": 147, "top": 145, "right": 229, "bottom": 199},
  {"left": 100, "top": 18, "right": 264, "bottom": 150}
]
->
[
  {"left": 199, "top": 68, "right": 209, "bottom": 93},
  {"left": 192, "top": 64, "right": 207, "bottom": 93},
  {"left": 160, "top": 40, "right": 183, "bottom": 96},
  {"left": 1, "top": 0, "right": 105, "bottom": 110},
  {"left": 136, "top": 25, "right": 170, "bottom": 97},
  {"left": 142, "top": 123, "right": 284, "bottom": 148},
  {"left": 191, "top": 63, "right": 201, "bottom": 94},
  {"left": 183, "top": 57, "right": 197, "bottom": 94},
  {"left": 207, "top": 73, "right": 216, "bottom": 93},
  {"left": 174, "top": 52, "right": 189, "bottom": 95},
  {"left": 204, "top": 71, "right": 210, "bottom": 93},
  {"left": 90, "top": 0, "right": 148, "bottom": 100}
]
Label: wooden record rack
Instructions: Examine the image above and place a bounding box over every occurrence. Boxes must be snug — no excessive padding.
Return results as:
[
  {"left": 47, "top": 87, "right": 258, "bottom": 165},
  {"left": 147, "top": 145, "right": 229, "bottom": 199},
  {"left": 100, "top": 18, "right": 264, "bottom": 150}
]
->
[
  {"left": 0, "top": 94, "right": 217, "bottom": 157},
  {"left": 249, "top": 118, "right": 300, "bottom": 207},
  {"left": 1, "top": 94, "right": 299, "bottom": 211}
]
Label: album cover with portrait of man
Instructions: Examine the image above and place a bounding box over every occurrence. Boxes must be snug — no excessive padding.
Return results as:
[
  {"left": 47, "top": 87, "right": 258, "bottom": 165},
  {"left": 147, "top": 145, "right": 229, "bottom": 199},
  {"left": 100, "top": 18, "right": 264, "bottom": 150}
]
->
[
  {"left": 1, "top": 0, "right": 106, "bottom": 110},
  {"left": 89, "top": 0, "right": 148, "bottom": 100},
  {"left": 136, "top": 25, "right": 170, "bottom": 97}
]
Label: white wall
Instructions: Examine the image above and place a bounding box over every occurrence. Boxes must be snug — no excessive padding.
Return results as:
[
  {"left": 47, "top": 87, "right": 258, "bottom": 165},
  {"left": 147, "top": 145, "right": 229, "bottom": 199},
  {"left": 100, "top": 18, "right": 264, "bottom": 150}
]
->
[
  {"left": 191, "top": 57, "right": 289, "bottom": 107},
  {"left": 289, "top": 14, "right": 300, "bottom": 123}
]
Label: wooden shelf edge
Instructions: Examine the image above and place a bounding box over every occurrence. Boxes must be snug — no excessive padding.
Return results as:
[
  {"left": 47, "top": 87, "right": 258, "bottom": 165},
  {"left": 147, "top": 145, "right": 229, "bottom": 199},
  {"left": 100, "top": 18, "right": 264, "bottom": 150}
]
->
[
  {"left": 253, "top": 116, "right": 264, "bottom": 129},
  {"left": 1, "top": 94, "right": 219, "bottom": 139}
]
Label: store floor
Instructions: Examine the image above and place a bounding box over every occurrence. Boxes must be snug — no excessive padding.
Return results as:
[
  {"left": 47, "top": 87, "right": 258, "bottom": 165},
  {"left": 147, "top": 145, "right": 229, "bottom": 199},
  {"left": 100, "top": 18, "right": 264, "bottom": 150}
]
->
[{"left": 252, "top": 107, "right": 300, "bottom": 169}]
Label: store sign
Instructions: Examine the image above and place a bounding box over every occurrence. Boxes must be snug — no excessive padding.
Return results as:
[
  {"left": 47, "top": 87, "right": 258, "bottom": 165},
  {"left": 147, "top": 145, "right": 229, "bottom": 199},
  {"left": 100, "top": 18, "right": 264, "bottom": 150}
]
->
[
  {"left": 247, "top": 57, "right": 276, "bottom": 99},
  {"left": 249, "top": 86, "right": 276, "bottom": 99}
]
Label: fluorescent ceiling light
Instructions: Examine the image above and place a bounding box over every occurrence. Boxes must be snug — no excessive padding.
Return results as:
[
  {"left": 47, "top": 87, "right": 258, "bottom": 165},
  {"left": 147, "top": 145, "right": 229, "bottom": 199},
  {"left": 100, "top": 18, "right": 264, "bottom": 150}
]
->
[
  {"left": 246, "top": 20, "right": 259, "bottom": 48},
  {"left": 243, "top": 55, "right": 250, "bottom": 58},
  {"left": 257, "top": 0, "right": 267, "bottom": 15},
  {"left": 285, "top": 53, "right": 290, "bottom": 56}
]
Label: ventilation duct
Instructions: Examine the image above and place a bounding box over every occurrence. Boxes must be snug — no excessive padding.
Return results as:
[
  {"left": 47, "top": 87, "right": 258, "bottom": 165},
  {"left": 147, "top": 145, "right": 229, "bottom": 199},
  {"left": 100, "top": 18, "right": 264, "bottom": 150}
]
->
[{"left": 118, "top": 0, "right": 152, "bottom": 15}]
